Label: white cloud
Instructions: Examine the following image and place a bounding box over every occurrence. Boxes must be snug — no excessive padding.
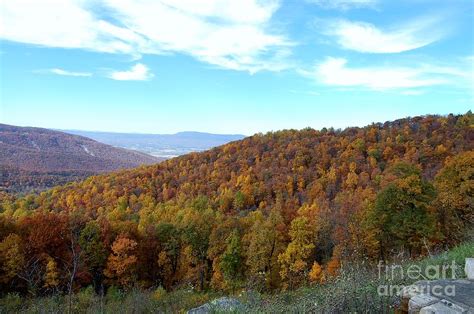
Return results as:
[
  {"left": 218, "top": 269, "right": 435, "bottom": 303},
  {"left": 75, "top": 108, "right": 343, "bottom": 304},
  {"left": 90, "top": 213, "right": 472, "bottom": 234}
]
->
[
  {"left": 108, "top": 63, "right": 154, "bottom": 81},
  {"left": 0, "top": 0, "right": 142, "bottom": 54},
  {"left": 0, "top": 0, "right": 291, "bottom": 73},
  {"left": 319, "top": 17, "right": 446, "bottom": 53},
  {"left": 308, "top": 0, "right": 376, "bottom": 10},
  {"left": 305, "top": 57, "right": 468, "bottom": 91},
  {"left": 49, "top": 68, "right": 92, "bottom": 77}
]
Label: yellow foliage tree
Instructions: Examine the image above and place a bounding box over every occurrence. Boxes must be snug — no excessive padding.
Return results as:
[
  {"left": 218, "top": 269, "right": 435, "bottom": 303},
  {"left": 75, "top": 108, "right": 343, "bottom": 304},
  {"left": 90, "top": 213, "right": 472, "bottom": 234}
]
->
[
  {"left": 0, "top": 233, "right": 24, "bottom": 284},
  {"left": 104, "top": 236, "right": 138, "bottom": 287},
  {"left": 434, "top": 151, "right": 474, "bottom": 244},
  {"left": 326, "top": 257, "right": 341, "bottom": 278},
  {"left": 44, "top": 257, "right": 60, "bottom": 289},
  {"left": 308, "top": 261, "right": 323, "bottom": 283},
  {"left": 278, "top": 216, "right": 315, "bottom": 289}
]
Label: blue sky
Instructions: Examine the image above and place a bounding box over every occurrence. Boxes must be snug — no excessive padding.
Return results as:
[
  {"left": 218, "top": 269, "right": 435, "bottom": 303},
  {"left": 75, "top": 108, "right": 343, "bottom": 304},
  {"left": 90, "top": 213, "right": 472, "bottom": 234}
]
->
[{"left": 0, "top": 0, "right": 473, "bottom": 135}]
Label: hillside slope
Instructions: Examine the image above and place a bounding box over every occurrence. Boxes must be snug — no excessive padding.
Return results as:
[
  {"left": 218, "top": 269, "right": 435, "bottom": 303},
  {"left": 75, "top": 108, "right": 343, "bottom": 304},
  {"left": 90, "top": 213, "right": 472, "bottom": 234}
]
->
[
  {"left": 35, "top": 113, "right": 472, "bottom": 210},
  {"left": 0, "top": 124, "right": 161, "bottom": 192},
  {"left": 0, "top": 113, "right": 472, "bottom": 295}
]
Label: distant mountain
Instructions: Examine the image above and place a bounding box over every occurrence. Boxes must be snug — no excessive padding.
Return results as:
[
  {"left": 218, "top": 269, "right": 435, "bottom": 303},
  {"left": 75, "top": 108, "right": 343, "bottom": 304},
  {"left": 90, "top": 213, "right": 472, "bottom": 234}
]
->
[
  {"left": 0, "top": 124, "right": 161, "bottom": 192},
  {"left": 63, "top": 130, "right": 246, "bottom": 158}
]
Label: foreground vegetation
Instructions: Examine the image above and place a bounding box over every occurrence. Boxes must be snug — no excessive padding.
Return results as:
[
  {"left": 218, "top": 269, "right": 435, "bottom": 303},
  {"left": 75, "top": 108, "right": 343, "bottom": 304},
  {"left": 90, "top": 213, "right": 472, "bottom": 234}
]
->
[{"left": 1, "top": 241, "right": 472, "bottom": 313}]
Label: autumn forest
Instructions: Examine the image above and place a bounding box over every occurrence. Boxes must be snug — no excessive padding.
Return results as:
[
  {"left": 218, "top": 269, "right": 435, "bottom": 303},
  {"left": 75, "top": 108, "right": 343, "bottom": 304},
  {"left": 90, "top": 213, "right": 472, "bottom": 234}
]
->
[{"left": 0, "top": 113, "right": 473, "bottom": 301}]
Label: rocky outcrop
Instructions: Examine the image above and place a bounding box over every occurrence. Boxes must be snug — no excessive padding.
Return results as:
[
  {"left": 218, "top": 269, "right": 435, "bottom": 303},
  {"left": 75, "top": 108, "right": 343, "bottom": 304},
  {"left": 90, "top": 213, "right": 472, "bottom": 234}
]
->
[
  {"left": 399, "top": 259, "right": 474, "bottom": 313},
  {"left": 187, "top": 297, "right": 242, "bottom": 314},
  {"left": 401, "top": 280, "right": 474, "bottom": 313},
  {"left": 465, "top": 259, "right": 474, "bottom": 280},
  {"left": 403, "top": 287, "right": 472, "bottom": 313}
]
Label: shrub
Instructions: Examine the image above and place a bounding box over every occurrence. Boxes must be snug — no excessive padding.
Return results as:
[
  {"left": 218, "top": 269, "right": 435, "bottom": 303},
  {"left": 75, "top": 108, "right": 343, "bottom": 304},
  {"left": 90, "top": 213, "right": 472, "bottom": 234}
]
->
[
  {"left": 152, "top": 286, "right": 167, "bottom": 301},
  {"left": 0, "top": 293, "right": 22, "bottom": 312},
  {"left": 106, "top": 285, "right": 125, "bottom": 302}
]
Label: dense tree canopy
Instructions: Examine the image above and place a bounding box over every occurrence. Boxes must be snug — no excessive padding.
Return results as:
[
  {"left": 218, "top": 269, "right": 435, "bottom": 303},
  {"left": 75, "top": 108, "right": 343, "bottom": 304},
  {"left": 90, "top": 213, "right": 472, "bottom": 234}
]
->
[{"left": 0, "top": 113, "right": 472, "bottom": 296}]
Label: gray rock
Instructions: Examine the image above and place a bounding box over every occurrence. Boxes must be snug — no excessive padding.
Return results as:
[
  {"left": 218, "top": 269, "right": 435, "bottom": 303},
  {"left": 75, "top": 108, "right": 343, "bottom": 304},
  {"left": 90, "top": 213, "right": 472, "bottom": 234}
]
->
[
  {"left": 402, "top": 284, "right": 424, "bottom": 299},
  {"left": 409, "top": 280, "right": 474, "bottom": 309},
  {"left": 409, "top": 294, "right": 440, "bottom": 314},
  {"left": 465, "top": 258, "right": 474, "bottom": 280},
  {"left": 187, "top": 297, "right": 242, "bottom": 314},
  {"left": 419, "top": 300, "right": 467, "bottom": 314},
  {"left": 402, "top": 280, "right": 474, "bottom": 313}
]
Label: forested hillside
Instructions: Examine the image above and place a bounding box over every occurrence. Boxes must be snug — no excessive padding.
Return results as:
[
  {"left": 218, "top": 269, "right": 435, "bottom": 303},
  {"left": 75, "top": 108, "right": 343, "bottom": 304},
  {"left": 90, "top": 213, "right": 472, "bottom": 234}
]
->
[
  {"left": 0, "top": 113, "right": 472, "bottom": 296},
  {"left": 0, "top": 124, "right": 161, "bottom": 192}
]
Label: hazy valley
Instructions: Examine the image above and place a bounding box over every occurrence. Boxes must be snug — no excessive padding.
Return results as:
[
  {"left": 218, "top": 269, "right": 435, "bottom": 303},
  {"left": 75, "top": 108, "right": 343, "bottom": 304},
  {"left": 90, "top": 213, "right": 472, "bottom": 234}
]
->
[{"left": 63, "top": 130, "right": 245, "bottom": 158}]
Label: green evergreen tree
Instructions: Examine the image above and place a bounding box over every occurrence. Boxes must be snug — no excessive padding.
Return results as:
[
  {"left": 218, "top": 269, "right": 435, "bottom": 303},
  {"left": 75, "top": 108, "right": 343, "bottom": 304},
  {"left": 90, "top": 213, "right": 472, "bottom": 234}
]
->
[
  {"left": 220, "top": 229, "right": 243, "bottom": 291},
  {"left": 371, "top": 163, "right": 436, "bottom": 258}
]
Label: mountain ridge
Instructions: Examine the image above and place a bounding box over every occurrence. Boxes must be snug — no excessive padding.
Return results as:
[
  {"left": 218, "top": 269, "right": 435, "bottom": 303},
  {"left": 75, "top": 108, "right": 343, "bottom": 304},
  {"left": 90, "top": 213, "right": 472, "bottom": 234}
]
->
[
  {"left": 19, "top": 112, "right": 473, "bottom": 208},
  {"left": 62, "top": 129, "right": 246, "bottom": 158},
  {"left": 62, "top": 129, "right": 246, "bottom": 137},
  {"left": 0, "top": 123, "right": 161, "bottom": 192}
]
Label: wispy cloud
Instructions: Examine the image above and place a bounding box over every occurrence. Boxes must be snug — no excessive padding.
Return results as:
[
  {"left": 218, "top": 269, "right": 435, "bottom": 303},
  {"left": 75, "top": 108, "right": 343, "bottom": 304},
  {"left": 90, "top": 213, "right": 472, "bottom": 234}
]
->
[
  {"left": 0, "top": 0, "right": 140, "bottom": 54},
  {"left": 49, "top": 68, "right": 92, "bottom": 77},
  {"left": 0, "top": 0, "right": 291, "bottom": 73},
  {"left": 307, "top": 0, "right": 377, "bottom": 10},
  {"left": 303, "top": 57, "right": 469, "bottom": 91},
  {"left": 317, "top": 16, "right": 447, "bottom": 53},
  {"left": 108, "top": 63, "right": 154, "bottom": 81}
]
